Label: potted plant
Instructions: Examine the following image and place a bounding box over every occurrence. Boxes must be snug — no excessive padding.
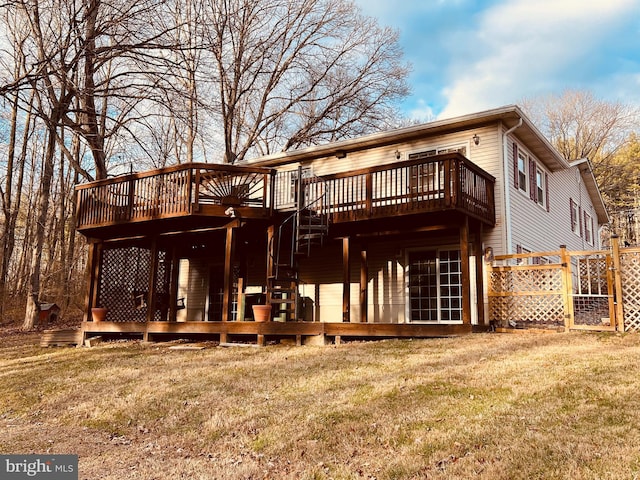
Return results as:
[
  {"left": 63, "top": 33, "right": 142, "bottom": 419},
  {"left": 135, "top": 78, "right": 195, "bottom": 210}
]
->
[
  {"left": 91, "top": 306, "right": 108, "bottom": 322},
  {"left": 252, "top": 304, "right": 272, "bottom": 322}
]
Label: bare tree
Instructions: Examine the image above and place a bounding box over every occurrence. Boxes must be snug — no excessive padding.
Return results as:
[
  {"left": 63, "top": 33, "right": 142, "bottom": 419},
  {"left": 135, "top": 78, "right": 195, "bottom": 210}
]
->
[
  {"left": 202, "top": 0, "right": 409, "bottom": 163},
  {"left": 0, "top": 0, "right": 411, "bottom": 328},
  {"left": 522, "top": 90, "right": 640, "bottom": 242},
  {"left": 522, "top": 90, "right": 639, "bottom": 185}
]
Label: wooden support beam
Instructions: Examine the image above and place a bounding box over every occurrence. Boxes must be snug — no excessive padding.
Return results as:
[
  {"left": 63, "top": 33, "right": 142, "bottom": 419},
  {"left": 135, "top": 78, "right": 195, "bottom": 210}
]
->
[
  {"left": 611, "top": 235, "right": 625, "bottom": 332},
  {"left": 360, "top": 245, "right": 368, "bottom": 323},
  {"left": 222, "top": 225, "right": 237, "bottom": 322},
  {"left": 146, "top": 238, "right": 159, "bottom": 323},
  {"left": 168, "top": 246, "right": 179, "bottom": 322},
  {"left": 460, "top": 217, "right": 471, "bottom": 325},
  {"left": 237, "top": 278, "right": 246, "bottom": 321},
  {"left": 559, "top": 245, "right": 573, "bottom": 332},
  {"left": 83, "top": 240, "right": 102, "bottom": 322},
  {"left": 474, "top": 223, "right": 485, "bottom": 326},
  {"left": 350, "top": 224, "right": 454, "bottom": 239},
  {"left": 266, "top": 224, "right": 275, "bottom": 281},
  {"left": 342, "top": 237, "right": 350, "bottom": 323}
]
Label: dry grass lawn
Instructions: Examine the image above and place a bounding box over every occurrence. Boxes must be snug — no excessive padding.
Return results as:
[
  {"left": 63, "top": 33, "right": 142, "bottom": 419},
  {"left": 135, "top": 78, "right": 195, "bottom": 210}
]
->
[{"left": 2, "top": 331, "right": 640, "bottom": 479}]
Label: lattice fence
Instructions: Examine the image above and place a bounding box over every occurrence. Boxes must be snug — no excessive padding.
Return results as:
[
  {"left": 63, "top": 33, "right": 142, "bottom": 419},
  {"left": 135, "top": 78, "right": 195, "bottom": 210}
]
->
[
  {"left": 488, "top": 242, "right": 640, "bottom": 332},
  {"left": 570, "top": 253, "right": 614, "bottom": 328},
  {"left": 97, "top": 245, "right": 170, "bottom": 322},
  {"left": 620, "top": 249, "right": 640, "bottom": 332},
  {"left": 488, "top": 265, "right": 565, "bottom": 328}
]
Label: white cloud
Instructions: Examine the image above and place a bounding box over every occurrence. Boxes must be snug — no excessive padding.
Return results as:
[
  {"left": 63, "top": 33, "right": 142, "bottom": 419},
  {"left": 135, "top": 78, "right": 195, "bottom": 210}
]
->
[
  {"left": 438, "top": 0, "right": 640, "bottom": 119},
  {"left": 407, "top": 99, "right": 436, "bottom": 123}
]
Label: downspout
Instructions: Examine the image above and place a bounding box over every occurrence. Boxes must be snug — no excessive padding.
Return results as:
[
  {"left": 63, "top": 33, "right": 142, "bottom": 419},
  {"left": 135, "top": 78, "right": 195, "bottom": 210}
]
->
[{"left": 502, "top": 118, "right": 523, "bottom": 254}]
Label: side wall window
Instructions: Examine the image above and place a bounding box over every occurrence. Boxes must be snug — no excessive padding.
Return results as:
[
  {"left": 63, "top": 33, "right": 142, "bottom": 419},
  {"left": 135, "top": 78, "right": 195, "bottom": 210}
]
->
[
  {"left": 513, "top": 142, "right": 549, "bottom": 210},
  {"left": 570, "top": 198, "right": 580, "bottom": 235},
  {"left": 517, "top": 153, "right": 528, "bottom": 193},
  {"left": 570, "top": 198, "right": 595, "bottom": 244},
  {"left": 584, "top": 211, "right": 594, "bottom": 245}
]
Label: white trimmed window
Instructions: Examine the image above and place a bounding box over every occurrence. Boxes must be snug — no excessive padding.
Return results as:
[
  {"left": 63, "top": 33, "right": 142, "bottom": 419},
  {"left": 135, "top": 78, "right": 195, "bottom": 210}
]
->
[
  {"left": 536, "top": 168, "right": 545, "bottom": 207},
  {"left": 517, "top": 152, "right": 528, "bottom": 193},
  {"left": 584, "top": 211, "right": 594, "bottom": 245},
  {"left": 408, "top": 145, "right": 467, "bottom": 199},
  {"left": 513, "top": 142, "right": 550, "bottom": 211},
  {"left": 570, "top": 199, "right": 580, "bottom": 235}
]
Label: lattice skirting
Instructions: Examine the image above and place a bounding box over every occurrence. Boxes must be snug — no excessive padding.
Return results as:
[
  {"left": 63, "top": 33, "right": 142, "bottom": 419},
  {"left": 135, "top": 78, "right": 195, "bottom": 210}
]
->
[
  {"left": 489, "top": 269, "right": 563, "bottom": 294},
  {"left": 489, "top": 294, "right": 564, "bottom": 327},
  {"left": 621, "top": 251, "right": 640, "bottom": 332},
  {"left": 97, "top": 246, "right": 170, "bottom": 322}
]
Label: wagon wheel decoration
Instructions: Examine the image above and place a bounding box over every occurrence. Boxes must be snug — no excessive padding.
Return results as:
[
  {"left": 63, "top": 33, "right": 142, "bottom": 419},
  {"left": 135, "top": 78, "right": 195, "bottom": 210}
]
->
[{"left": 199, "top": 170, "right": 265, "bottom": 206}]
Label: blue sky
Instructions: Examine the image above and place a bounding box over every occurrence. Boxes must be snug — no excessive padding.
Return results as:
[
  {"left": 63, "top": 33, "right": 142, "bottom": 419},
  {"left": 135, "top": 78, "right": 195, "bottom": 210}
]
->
[{"left": 354, "top": 0, "right": 640, "bottom": 120}]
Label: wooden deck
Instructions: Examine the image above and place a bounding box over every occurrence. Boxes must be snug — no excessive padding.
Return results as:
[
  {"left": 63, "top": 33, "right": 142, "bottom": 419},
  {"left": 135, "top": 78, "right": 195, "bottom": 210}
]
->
[
  {"left": 312, "top": 153, "right": 495, "bottom": 225},
  {"left": 81, "top": 321, "right": 474, "bottom": 345},
  {"left": 76, "top": 153, "right": 495, "bottom": 237},
  {"left": 76, "top": 163, "right": 275, "bottom": 237}
]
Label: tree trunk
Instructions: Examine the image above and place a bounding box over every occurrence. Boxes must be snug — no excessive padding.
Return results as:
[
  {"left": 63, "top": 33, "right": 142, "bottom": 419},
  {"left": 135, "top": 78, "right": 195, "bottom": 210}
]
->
[
  {"left": 22, "top": 124, "right": 57, "bottom": 330},
  {"left": 0, "top": 95, "right": 34, "bottom": 318},
  {"left": 0, "top": 93, "right": 19, "bottom": 320}
]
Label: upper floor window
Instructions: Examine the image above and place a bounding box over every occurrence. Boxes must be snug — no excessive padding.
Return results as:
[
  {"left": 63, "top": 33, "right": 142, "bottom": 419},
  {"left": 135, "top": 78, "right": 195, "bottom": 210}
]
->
[
  {"left": 408, "top": 145, "right": 467, "bottom": 199},
  {"left": 570, "top": 199, "right": 580, "bottom": 235},
  {"left": 513, "top": 142, "right": 549, "bottom": 211},
  {"left": 408, "top": 145, "right": 467, "bottom": 161},
  {"left": 536, "top": 167, "right": 545, "bottom": 207},
  {"left": 517, "top": 152, "right": 527, "bottom": 193},
  {"left": 584, "top": 211, "right": 594, "bottom": 245}
]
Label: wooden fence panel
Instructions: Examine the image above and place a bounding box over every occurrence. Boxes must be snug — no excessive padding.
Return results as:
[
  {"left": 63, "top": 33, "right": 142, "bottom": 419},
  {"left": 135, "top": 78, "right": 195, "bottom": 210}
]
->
[
  {"left": 488, "top": 260, "right": 566, "bottom": 330},
  {"left": 487, "top": 239, "right": 640, "bottom": 333},
  {"left": 619, "top": 248, "right": 640, "bottom": 332},
  {"left": 567, "top": 251, "right": 615, "bottom": 331}
]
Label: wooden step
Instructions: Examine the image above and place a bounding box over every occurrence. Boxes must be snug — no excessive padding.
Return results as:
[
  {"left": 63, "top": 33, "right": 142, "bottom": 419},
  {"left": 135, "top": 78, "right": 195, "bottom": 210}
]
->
[
  {"left": 40, "top": 329, "right": 83, "bottom": 347},
  {"left": 270, "top": 298, "right": 296, "bottom": 304},
  {"left": 299, "top": 232, "right": 325, "bottom": 241}
]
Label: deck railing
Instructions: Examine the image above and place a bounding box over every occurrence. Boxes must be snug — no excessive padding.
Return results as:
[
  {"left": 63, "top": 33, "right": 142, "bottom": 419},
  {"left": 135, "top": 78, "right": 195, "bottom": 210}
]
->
[
  {"left": 308, "top": 153, "right": 495, "bottom": 224},
  {"left": 76, "top": 163, "right": 274, "bottom": 229},
  {"left": 77, "top": 153, "right": 495, "bottom": 231}
]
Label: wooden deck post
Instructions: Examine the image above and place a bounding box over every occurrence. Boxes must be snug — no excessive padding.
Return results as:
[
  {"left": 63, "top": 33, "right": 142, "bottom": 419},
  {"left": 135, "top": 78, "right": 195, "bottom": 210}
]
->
[
  {"left": 611, "top": 235, "right": 625, "bottom": 332},
  {"left": 460, "top": 216, "right": 471, "bottom": 325},
  {"left": 83, "top": 240, "right": 102, "bottom": 322},
  {"left": 168, "top": 246, "right": 179, "bottom": 322},
  {"left": 222, "top": 224, "right": 237, "bottom": 322},
  {"left": 360, "top": 244, "right": 368, "bottom": 323},
  {"left": 474, "top": 223, "right": 485, "bottom": 326},
  {"left": 146, "top": 238, "right": 159, "bottom": 323},
  {"left": 266, "top": 224, "right": 275, "bottom": 280},
  {"left": 237, "top": 277, "right": 246, "bottom": 321},
  {"left": 343, "top": 237, "right": 350, "bottom": 322},
  {"left": 559, "top": 245, "right": 573, "bottom": 332}
]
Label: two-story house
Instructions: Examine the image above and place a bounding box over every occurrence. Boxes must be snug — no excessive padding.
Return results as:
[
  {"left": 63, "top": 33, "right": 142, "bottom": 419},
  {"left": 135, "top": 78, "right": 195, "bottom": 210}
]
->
[{"left": 77, "top": 105, "right": 608, "bottom": 344}]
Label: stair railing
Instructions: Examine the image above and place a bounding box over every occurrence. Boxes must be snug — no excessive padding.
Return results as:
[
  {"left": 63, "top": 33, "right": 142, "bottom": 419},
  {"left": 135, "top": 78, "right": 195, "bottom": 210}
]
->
[{"left": 273, "top": 167, "right": 329, "bottom": 279}]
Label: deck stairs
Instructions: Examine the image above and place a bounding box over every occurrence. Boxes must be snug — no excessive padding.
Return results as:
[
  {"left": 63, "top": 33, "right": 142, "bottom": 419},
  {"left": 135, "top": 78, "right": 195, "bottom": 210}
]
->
[{"left": 268, "top": 171, "right": 329, "bottom": 321}]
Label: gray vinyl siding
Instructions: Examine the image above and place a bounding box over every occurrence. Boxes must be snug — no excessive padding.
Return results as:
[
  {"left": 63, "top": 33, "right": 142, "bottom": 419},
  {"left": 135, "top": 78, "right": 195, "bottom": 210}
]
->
[{"left": 506, "top": 137, "right": 600, "bottom": 253}]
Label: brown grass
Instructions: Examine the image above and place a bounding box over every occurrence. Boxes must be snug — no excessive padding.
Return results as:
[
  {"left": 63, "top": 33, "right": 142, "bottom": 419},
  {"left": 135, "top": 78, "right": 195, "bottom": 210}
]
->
[{"left": 2, "top": 331, "right": 640, "bottom": 479}]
